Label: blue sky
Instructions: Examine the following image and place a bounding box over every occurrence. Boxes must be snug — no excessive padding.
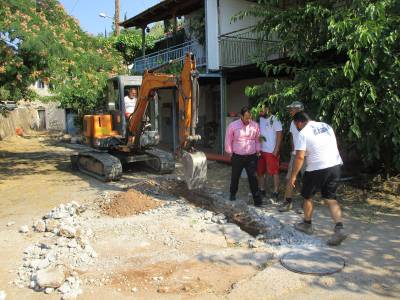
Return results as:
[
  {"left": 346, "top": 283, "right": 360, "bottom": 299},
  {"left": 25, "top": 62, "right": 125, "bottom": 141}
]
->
[{"left": 59, "top": 0, "right": 161, "bottom": 35}]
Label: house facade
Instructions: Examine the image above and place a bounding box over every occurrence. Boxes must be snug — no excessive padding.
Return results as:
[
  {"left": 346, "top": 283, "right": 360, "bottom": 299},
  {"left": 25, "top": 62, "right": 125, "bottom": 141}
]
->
[
  {"left": 25, "top": 80, "right": 77, "bottom": 134},
  {"left": 121, "top": 0, "right": 283, "bottom": 154}
]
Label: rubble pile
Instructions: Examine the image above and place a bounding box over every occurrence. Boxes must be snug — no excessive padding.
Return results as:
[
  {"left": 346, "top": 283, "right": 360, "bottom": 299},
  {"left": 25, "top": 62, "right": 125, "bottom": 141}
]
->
[{"left": 15, "top": 202, "right": 96, "bottom": 299}]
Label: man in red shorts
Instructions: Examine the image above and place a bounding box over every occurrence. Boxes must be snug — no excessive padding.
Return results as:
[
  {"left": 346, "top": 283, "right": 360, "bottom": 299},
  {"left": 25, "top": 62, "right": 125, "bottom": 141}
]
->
[{"left": 257, "top": 104, "right": 283, "bottom": 202}]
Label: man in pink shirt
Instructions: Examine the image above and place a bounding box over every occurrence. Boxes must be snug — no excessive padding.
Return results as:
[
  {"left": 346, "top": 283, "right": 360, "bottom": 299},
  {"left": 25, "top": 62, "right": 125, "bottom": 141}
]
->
[{"left": 225, "top": 106, "right": 262, "bottom": 206}]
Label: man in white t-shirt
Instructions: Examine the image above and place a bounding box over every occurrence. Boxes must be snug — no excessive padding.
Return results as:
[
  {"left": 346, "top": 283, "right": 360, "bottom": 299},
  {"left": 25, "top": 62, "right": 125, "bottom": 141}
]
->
[
  {"left": 124, "top": 88, "right": 138, "bottom": 117},
  {"left": 278, "top": 100, "right": 305, "bottom": 212},
  {"left": 257, "top": 104, "right": 283, "bottom": 201},
  {"left": 288, "top": 111, "right": 347, "bottom": 246}
]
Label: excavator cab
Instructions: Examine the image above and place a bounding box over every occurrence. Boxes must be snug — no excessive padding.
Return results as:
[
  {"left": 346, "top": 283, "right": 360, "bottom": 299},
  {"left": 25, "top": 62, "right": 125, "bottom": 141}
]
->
[{"left": 106, "top": 75, "right": 142, "bottom": 139}]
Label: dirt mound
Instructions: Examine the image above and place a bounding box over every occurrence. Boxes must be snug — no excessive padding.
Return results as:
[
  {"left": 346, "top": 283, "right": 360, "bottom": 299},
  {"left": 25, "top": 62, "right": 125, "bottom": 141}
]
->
[{"left": 102, "top": 189, "right": 162, "bottom": 217}]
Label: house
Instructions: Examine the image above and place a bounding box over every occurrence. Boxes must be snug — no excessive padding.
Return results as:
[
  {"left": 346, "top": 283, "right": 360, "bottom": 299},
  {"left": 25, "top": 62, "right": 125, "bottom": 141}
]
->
[
  {"left": 24, "top": 80, "right": 77, "bottom": 134},
  {"left": 121, "top": 0, "right": 283, "bottom": 154}
]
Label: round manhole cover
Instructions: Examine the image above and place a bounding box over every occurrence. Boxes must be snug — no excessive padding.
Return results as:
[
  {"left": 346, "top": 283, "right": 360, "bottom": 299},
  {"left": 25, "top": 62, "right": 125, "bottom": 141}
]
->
[{"left": 280, "top": 250, "right": 345, "bottom": 275}]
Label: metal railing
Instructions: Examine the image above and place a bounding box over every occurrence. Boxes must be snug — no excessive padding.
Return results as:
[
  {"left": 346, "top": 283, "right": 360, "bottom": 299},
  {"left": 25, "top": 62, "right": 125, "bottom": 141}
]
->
[
  {"left": 133, "top": 40, "right": 206, "bottom": 74},
  {"left": 219, "top": 27, "right": 281, "bottom": 68}
]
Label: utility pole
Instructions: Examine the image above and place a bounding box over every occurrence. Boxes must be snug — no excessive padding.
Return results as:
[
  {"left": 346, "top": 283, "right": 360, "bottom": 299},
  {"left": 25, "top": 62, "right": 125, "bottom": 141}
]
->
[{"left": 115, "top": 0, "right": 120, "bottom": 35}]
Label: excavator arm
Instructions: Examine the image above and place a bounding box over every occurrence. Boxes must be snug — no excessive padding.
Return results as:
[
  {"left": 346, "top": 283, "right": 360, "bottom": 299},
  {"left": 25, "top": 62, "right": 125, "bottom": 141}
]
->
[{"left": 127, "top": 53, "right": 207, "bottom": 189}]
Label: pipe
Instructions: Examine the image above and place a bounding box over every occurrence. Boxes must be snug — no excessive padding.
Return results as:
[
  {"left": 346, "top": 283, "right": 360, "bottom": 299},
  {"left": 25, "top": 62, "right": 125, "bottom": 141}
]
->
[
  {"left": 204, "top": 152, "right": 289, "bottom": 171},
  {"left": 204, "top": 152, "right": 231, "bottom": 163}
]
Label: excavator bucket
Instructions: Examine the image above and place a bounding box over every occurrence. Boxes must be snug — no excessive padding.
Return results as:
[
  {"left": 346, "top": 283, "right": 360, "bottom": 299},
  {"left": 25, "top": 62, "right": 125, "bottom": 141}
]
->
[{"left": 182, "top": 150, "right": 207, "bottom": 190}]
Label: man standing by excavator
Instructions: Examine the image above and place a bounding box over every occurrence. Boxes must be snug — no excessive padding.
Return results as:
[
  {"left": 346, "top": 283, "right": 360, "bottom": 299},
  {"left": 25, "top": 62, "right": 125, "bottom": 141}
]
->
[{"left": 225, "top": 106, "right": 262, "bottom": 207}]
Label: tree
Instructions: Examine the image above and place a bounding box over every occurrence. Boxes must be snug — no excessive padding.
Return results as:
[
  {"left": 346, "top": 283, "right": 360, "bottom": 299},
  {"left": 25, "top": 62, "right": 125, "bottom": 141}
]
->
[
  {"left": 113, "top": 24, "right": 164, "bottom": 66},
  {"left": 241, "top": 0, "right": 400, "bottom": 173},
  {"left": 0, "top": 0, "right": 124, "bottom": 117}
]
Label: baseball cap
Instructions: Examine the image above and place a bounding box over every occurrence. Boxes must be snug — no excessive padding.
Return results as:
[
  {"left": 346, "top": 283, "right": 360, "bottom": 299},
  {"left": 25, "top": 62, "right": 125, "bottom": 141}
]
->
[{"left": 286, "top": 101, "right": 304, "bottom": 110}]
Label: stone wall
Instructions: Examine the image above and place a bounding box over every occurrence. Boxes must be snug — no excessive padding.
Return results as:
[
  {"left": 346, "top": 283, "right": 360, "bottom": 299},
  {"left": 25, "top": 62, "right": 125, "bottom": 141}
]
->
[{"left": 0, "top": 108, "right": 39, "bottom": 140}]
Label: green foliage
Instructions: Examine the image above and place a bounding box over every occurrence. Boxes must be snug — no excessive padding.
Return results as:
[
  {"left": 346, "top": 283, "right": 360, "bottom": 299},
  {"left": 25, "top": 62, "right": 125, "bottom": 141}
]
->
[
  {"left": 112, "top": 25, "right": 164, "bottom": 65},
  {"left": 0, "top": 0, "right": 124, "bottom": 116},
  {"left": 242, "top": 0, "right": 400, "bottom": 173},
  {"left": 187, "top": 11, "right": 206, "bottom": 45}
]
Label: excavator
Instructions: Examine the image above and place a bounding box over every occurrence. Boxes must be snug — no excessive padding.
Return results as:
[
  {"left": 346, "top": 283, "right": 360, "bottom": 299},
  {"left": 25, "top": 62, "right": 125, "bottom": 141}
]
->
[{"left": 71, "top": 53, "right": 207, "bottom": 190}]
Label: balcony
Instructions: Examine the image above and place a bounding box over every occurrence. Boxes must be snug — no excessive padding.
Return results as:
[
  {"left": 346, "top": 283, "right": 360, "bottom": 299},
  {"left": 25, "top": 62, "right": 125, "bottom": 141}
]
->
[
  {"left": 133, "top": 40, "right": 206, "bottom": 74},
  {"left": 219, "top": 27, "right": 280, "bottom": 68}
]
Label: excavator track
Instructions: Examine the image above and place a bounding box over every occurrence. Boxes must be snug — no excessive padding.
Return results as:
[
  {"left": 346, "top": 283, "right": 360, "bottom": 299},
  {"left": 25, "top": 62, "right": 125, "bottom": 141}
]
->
[
  {"left": 144, "top": 148, "right": 175, "bottom": 174},
  {"left": 71, "top": 151, "right": 122, "bottom": 182}
]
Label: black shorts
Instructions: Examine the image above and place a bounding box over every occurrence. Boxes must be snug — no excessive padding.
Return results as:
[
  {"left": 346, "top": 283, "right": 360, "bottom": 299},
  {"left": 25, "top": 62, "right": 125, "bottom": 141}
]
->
[{"left": 301, "top": 165, "right": 341, "bottom": 199}]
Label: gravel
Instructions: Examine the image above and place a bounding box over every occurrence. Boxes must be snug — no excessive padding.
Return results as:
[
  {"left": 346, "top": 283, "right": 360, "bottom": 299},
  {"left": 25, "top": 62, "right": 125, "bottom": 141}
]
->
[{"left": 15, "top": 201, "right": 93, "bottom": 298}]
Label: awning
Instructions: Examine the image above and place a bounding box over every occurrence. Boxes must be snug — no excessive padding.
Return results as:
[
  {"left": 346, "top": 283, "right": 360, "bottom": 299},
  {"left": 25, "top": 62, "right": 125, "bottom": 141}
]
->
[{"left": 120, "top": 0, "right": 203, "bottom": 29}]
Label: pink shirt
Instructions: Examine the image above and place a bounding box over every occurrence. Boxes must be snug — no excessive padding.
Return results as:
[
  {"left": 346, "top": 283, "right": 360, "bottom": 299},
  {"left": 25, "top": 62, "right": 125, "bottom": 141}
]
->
[{"left": 225, "top": 119, "right": 260, "bottom": 155}]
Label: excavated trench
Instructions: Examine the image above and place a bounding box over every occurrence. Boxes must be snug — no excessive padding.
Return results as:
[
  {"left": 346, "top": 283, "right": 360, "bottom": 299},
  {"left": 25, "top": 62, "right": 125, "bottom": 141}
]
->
[{"left": 139, "top": 178, "right": 268, "bottom": 237}]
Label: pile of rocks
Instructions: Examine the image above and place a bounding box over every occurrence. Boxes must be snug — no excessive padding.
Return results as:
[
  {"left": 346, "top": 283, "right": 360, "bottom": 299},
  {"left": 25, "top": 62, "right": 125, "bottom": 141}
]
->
[{"left": 15, "top": 202, "right": 96, "bottom": 299}]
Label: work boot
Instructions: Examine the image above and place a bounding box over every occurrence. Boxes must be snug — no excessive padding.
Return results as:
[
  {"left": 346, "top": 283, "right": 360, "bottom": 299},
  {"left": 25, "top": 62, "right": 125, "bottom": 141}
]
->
[
  {"left": 229, "top": 194, "right": 236, "bottom": 201},
  {"left": 253, "top": 195, "right": 263, "bottom": 207},
  {"left": 294, "top": 221, "right": 314, "bottom": 235},
  {"left": 278, "top": 201, "right": 293, "bottom": 212},
  {"left": 327, "top": 228, "right": 348, "bottom": 246}
]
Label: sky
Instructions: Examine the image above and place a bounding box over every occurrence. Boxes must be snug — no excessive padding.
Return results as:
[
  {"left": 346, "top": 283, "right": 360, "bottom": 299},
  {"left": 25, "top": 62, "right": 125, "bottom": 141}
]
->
[{"left": 59, "top": 0, "right": 161, "bottom": 36}]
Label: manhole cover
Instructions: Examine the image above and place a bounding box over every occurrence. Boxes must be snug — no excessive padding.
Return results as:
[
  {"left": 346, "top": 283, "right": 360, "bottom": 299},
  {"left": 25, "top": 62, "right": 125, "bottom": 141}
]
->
[{"left": 280, "top": 250, "right": 345, "bottom": 275}]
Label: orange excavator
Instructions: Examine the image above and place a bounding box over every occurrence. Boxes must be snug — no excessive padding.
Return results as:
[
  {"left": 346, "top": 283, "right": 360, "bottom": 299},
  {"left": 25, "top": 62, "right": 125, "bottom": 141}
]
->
[{"left": 71, "top": 53, "right": 207, "bottom": 189}]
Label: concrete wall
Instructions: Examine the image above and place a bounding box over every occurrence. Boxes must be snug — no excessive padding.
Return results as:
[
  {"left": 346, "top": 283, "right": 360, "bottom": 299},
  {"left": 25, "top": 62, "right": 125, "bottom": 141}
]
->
[
  {"left": 226, "top": 77, "right": 265, "bottom": 114},
  {"left": 21, "top": 101, "right": 66, "bottom": 131},
  {"left": 29, "top": 82, "right": 67, "bottom": 131},
  {"left": 219, "top": 0, "right": 259, "bottom": 36},
  {"left": 0, "top": 108, "right": 39, "bottom": 140},
  {"left": 205, "top": 0, "right": 220, "bottom": 70}
]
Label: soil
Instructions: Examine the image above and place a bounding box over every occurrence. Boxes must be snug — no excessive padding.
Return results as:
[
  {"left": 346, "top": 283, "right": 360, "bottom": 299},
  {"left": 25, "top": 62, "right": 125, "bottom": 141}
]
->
[
  {"left": 0, "top": 133, "right": 399, "bottom": 300},
  {"left": 101, "top": 189, "right": 162, "bottom": 217}
]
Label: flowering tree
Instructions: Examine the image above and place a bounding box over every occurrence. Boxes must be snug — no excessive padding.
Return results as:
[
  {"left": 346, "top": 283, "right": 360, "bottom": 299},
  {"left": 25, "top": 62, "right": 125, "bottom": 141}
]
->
[{"left": 0, "top": 0, "right": 124, "bottom": 116}]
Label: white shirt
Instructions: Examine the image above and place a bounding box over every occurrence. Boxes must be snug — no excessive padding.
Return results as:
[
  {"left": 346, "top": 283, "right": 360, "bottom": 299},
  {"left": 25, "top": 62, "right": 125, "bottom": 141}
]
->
[
  {"left": 124, "top": 96, "right": 137, "bottom": 114},
  {"left": 259, "top": 115, "right": 282, "bottom": 153},
  {"left": 290, "top": 120, "right": 300, "bottom": 155},
  {"left": 296, "top": 121, "right": 343, "bottom": 172}
]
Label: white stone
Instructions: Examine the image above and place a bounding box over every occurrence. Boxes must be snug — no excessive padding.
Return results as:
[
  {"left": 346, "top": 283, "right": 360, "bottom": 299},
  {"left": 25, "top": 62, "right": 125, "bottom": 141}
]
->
[
  {"left": 6, "top": 221, "right": 15, "bottom": 227},
  {"left": 19, "top": 225, "right": 29, "bottom": 233},
  {"left": 36, "top": 268, "right": 65, "bottom": 288},
  {"left": 58, "top": 281, "right": 72, "bottom": 294},
  {"left": 0, "top": 290, "right": 6, "bottom": 300},
  {"left": 33, "top": 219, "right": 46, "bottom": 232},
  {"left": 30, "top": 259, "right": 50, "bottom": 270},
  {"left": 29, "top": 280, "right": 36, "bottom": 289},
  {"left": 67, "top": 239, "right": 78, "bottom": 248},
  {"left": 44, "top": 287, "right": 54, "bottom": 294},
  {"left": 61, "top": 292, "right": 80, "bottom": 300},
  {"left": 59, "top": 225, "right": 76, "bottom": 238},
  {"left": 56, "top": 237, "right": 68, "bottom": 247},
  {"left": 131, "top": 287, "right": 138, "bottom": 293},
  {"left": 45, "top": 219, "right": 60, "bottom": 232}
]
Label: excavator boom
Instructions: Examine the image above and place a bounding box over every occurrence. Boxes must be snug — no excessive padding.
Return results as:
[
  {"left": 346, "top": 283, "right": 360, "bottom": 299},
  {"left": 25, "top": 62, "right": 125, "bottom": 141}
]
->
[{"left": 127, "top": 53, "right": 207, "bottom": 189}]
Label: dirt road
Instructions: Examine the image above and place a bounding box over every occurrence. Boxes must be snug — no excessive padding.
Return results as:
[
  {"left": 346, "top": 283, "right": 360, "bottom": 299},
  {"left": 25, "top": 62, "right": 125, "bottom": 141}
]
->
[{"left": 0, "top": 134, "right": 399, "bottom": 299}]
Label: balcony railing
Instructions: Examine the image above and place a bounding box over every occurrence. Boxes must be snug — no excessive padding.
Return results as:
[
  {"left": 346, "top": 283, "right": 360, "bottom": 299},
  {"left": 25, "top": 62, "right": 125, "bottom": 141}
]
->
[
  {"left": 219, "top": 27, "right": 281, "bottom": 68},
  {"left": 133, "top": 40, "right": 206, "bottom": 74}
]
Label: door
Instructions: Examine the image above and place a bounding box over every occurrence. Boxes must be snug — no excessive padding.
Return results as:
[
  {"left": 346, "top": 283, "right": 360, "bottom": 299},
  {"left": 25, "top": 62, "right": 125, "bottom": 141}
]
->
[
  {"left": 38, "top": 109, "right": 46, "bottom": 130},
  {"left": 66, "top": 109, "right": 77, "bottom": 135}
]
